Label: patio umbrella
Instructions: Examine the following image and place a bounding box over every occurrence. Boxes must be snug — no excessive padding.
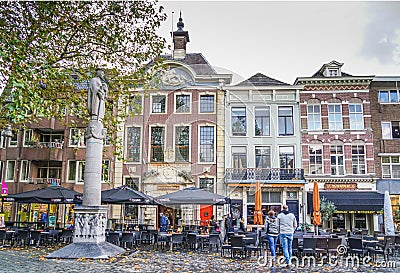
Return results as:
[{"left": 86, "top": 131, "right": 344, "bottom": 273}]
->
[
  {"left": 312, "top": 181, "right": 321, "bottom": 235},
  {"left": 254, "top": 181, "right": 263, "bottom": 225},
  {"left": 3, "top": 186, "right": 82, "bottom": 204},
  {"left": 156, "top": 187, "right": 229, "bottom": 205},
  {"left": 384, "top": 191, "right": 395, "bottom": 235},
  {"left": 101, "top": 185, "right": 160, "bottom": 205}
]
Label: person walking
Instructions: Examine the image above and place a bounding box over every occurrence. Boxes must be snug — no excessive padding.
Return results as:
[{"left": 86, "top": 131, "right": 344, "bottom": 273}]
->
[
  {"left": 277, "top": 205, "right": 297, "bottom": 267},
  {"left": 264, "top": 210, "right": 279, "bottom": 262},
  {"left": 224, "top": 214, "right": 233, "bottom": 242}
]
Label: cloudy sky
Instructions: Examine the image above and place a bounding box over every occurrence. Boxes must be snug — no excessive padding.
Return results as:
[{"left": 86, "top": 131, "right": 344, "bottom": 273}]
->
[{"left": 157, "top": 1, "right": 400, "bottom": 84}]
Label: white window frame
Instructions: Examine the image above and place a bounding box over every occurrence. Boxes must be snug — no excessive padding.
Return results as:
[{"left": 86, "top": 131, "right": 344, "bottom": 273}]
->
[
  {"left": 149, "top": 125, "right": 166, "bottom": 163},
  {"left": 150, "top": 94, "right": 167, "bottom": 114},
  {"left": 9, "top": 130, "right": 18, "bottom": 147},
  {"left": 198, "top": 176, "right": 215, "bottom": 192},
  {"left": 125, "top": 126, "right": 142, "bottom": 163},
  {"left": 309, "top": 144, "right": 323, "bottom": 175},
  {"left": 255, "top": 107, "right": 270, "bottom": 136},
  {"left": 20, "top": 160, "right": 30, "bottom": 182},
  {"left": 127, "top": 94, "right": 143, "bottom": 115},
  {"left": 231, "top": 107, "right": 247, "bottom": 136},
  {"left": 307, "top": 104, "right": 321, "bottom": 131},
  {"left": 198, "top": 124, "right": 216, "bottom": 163},
  {"left": 278, "top": 106, "right": 294, "bottom": 136},
  {"left": 330, "top": 145, "right": 345, "bottom": 176},
  {"left": 379, "top": 90, "right": 400, "bottom": 104},
  {"left": 349, "top": 103, "right": 364, "bottom": 130},
  {"left": 352, "top": 145, "right": 366, "bottom": 174},
  {"left": 5, "top": 160, "right": 16, "bottom": 182},
  {"left": 124, "top": 176, "right": 141, "bottom": 191},
  {"left": 232, "top": 146, "right": 247, "bottom": 169},
  {"left": 382, "top": 156, "right": 400, "bottom": 179},
  {"left": 23, "top": 129, "right": 33, "bottom": 147},
  {"left": 255, "top": 146, "right": 271, "bottom": 169},
  {"left": 69, "top": 128, "right": 85, "bottom": 147},
  {"left": 328, "top": 104, "right": 343, "bottom": 130},
  {"left": 174, "top": 92, "right": 192, "bottom": 114},
  {"left": 67, "top": 160, "right": 85, "bottom": 184},
  {"left": 199, "top": 93, "right": 215, "bottom": 114},
  {"left": 174, "top": 124, "right": 191, "bottom": 162}
]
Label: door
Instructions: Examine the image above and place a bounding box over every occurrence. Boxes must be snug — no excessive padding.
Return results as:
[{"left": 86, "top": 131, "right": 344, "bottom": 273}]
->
[{"left": 286, "top": 200, "right": 299, "bottom": 226}]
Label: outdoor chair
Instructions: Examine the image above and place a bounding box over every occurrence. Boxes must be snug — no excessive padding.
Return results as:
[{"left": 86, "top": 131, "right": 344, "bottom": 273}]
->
[
  {"left": 171, "top": 233, "right": 185, "bottom": 251},
  {"left": 347, "top": 237, "right": 368, "bottom": 258},
  {"left": 186, "top": 233, "right": 198, "bottom": 251},
  {"left": 120, "top": 232, "right": 135, "bottom": 249},
  {"left": 46, "top": 229, "right": 60, "bottom": 246},
  {"left": 315, "top": 237, "right": 328, "bottom": 256},
  {"left": 230, "top": 236, "right": 245, "bottom": 259},
  {"left": 15, "top": 230, "right": 30, "bottom": 247},
  {"left": 299, "top": 237, "right": 317, "bottom": 257},
  {"left": 59, "top": 229, "right": 73, "bottom": 244},
  {"left": 154, "top": 232, "right": 168, "bottom": 250},
  {"left": 292, "top": 237, "right": 300, "bottom": 257},
  {"left": 132, "top": 231, "right": 141, "bottom": 246},
  {"left": 0, "top": 230, "right": 7, "bottom": 247},
  {"left": 368, "top": 236, "right": 392, "bottom": 262},
  {"left": 221, "top": 239, "right": 232, "bottom": 257},
  {"left": 327, "top": 238, "right": 342, "bottom": 258},
  {"left": 244, "top": 236, "right": 262, "bottom": 258},
  {"left": 394, "top": 236, "right": 400, "bottom": 256},
  {"left": 208, "top": 233, "right": 221, "bottom": 252},
  {"left": 29, "top": 230, "right": 45, "bottom": 247},
  {"left": 140, "top": 231, "right": 152, "bottom": 245},
  {"left": 107, "top": 232, "right": 120, "bottom": 246}
]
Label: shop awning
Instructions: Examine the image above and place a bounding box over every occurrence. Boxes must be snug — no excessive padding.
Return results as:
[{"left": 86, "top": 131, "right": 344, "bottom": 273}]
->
[{"left": 307, "top": 191, "right": 384, "bottom": 214}]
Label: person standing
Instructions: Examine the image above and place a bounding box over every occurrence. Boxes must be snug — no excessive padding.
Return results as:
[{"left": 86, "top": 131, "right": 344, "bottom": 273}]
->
[
  {"left": 224, "top": 214, "right": 233, "bottom": 242},
  {"left": 277, "top": 205, "right": 297, "bottom": 266},
  {"left": 264, "top": 210, "right": 279, "bottom": 262},
  {"left": 160, "top": 213, "right": 169, "bottom": 232}
]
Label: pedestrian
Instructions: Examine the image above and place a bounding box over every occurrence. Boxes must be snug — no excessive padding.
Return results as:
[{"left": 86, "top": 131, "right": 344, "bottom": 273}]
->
[
  {"left": 264, "top": 210, "right": 279, "bottom": 262},
  {"left": 277, "top": 205, "right": 297, "bottom": 267},
  {"left": 224, "top": 214, "right": 233, "bottom": 242},
  {"left": 160, "top": 213, "right": 169, "bottom": 232},
  {"left": 239, "top": 217, "right": 246, "bottom": 232}
]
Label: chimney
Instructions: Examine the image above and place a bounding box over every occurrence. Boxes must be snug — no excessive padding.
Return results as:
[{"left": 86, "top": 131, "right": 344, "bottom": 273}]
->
[{"left": 171, "top": 12, "right": 189, "bottom": 60}]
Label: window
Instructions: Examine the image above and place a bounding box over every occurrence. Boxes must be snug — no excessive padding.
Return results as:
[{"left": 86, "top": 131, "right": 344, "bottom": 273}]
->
[
  {"left": 309, "top": 144, "right": 323, "bottom": 174},
  {"left": 307, "top": 105, "right": 321, "bottom": 131},
  {"left": 199, "top": 126, "right": 214, "bottom": 162},
  {"left": 69, "top": 128, "right": 85, "bottom": 147},
  {"left": 255, "top": 147, "right": 271, "bottom": 168},
  {"left": 150, "top": 127, "right": 165, "bottom": 162},
  {"left": 255, "top": 107, "right": 270, "bottom": 136},
  {"left": 20, "top": 160, "right": 30, "bottom": 181},
  {"left": 38, "top": 166, "right": 61, "bottom": 180},
  {"left": 278, "top": 106, "right": 294, "bottom": 136},
  {"left": 279, "top": 146, "right": 294, "bottom": 169},
  {"left": 151, "top": 95, "right": 166, "bottom": 113},
  {"left": 126, "top": 127, "right": 141, "bottom": 162},
  {"left": 382, "top": 156, "right": 400, "bottom": 179},
  {"left": 175, "top": 126, "right": 190, "bottom": 162},
  {"left": 382, "top": 122, "right": 400, "bottom": 139},
  {"left": 0, "top": 133, "right": 5, "bottom": 148},
  {"left": 247, "top": 191, "right": 281, "bottom": 203},
  {"left": 231, "top": 107, "right": 246, "bottom": 136},
  {"left": 232, "top": 146, "right": 247, "bottom": 168},
  {"left": 352, "top": 145, "right": 366, "bottom": 174},
  {"left": 102, "top": 160, "right": 110, "bottom": 183},
  {"left": 175, "top": 94, "right": 190, "bottom": 113},
  {"left": 5, "top": 160, "right": 16, "bottom": 181},
  {"left": 125, "top": 177, "right": 139, "bottom": 191},
  {"left": 379, "top": 90, "right": 400, "bottom": 103},
  {"left": 9, "top": 130, "right": 17, "bottom": 146},
  {"left": 68, "top": 161, "right": 85, "bottom": 183},
  {"left": 23, "top": 129, "right": 33, "bottom": 146},
  {"left": 199, "top": 95, "right": 214, "bottom": 113},
  {"left": 328, "top": 69, "right": 338, "bottom": 76},
  {"left": 199, "top": 177, "right": 214, "bottom": 192},
  {"left": 128, "top": 94, "right": 143, "bottom": 115},
  {"left": 330, "top": 145, "right": 344, "bottom": 175},
  {"left": 349, "top": 104, "right": 364, "bottom": 130},
  {"left": 328, "top": 104, "right": 343, "bottom": 130}
]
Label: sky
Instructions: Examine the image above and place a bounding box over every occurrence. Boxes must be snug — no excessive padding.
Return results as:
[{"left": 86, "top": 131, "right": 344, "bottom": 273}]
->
[{"left": 157, "top": 1, "right": 400, "bottom": 85}]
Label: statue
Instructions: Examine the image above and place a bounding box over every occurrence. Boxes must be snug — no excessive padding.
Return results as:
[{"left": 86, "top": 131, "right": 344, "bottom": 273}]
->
[{"left": 88, "top": 68, "right": 108, "bottom": 121}]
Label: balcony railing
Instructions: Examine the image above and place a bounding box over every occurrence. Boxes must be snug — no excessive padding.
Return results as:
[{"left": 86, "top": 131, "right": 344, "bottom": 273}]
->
[
  {"left": 28, "top": 178, "right": 61, "bottom": 186},
  {"left": 225, "top": 168, "right": 304, "bottom": 182},
  {"left": 25, "top": 141, "right": 63, "bottom": 149}
]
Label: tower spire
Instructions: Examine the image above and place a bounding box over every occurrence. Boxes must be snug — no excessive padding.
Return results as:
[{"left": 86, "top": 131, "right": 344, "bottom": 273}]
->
[{"left": 171, "top": 11, "right": 189, "bottom": 59}]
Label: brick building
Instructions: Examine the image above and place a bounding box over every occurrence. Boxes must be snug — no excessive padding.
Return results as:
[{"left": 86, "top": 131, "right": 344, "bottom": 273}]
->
[{"left": 295, "top": 61, "right": 382, "bottom": 232}]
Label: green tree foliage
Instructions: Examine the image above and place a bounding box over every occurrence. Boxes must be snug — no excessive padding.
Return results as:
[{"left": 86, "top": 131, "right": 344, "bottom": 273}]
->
[
  {"left": 320, "top": 196, "right": 337, "bottom": 222},
  {"left": 0, "top": 1, "right": 166, "bottom": 157}
]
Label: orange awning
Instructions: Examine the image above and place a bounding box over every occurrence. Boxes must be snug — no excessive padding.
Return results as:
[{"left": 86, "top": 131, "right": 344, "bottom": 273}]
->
[
  {"left": 312, "top": 181, "right": 321, "bottom": 226},
  {"left": 254, "top": 181, "right": 263, "bottom": 225}
]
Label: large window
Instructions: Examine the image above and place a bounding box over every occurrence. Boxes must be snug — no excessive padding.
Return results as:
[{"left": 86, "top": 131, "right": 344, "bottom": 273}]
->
[
  {"left": 199, "top": 95, "right": 214, "bottom": 113},
  {"left": 126, "top": 127, "right": 141, "bottom": 162},
  {"left": 199, "top": 126, "right": 214, "bottom": 162},
  {"left": 175, "top": 126, "right": 190, "bottom": 162},
  {"left": 255, "top": 107, "right": 270, "bottom": 136},
  {"left": 125, "top": 177, "right": 139, "bottom": 191},
  {"left": 9, "top": 130, "right": 18, "bottom": 146},
  {"left": 349, "top": 104, "right": 364, "bottom": 130},
  {"left": 69, "top": 128, "right": 85, "bottom": 147},
  {"left": 328, "top": 104, "right": 343, "bottom": 130},
  {"left": 309, "top": 144, "right": 323, "bottom": 174},
  {"left": 307, "top": 105, "right": 321, "bottom": 131},
  {"left": 352, "top": 145, "right": 366, "bottom": 174},
  {"left": 255, "top": 147, "right": 271, "bottom": 168},
  {"left": 175, "top": 94, "right": 190, "bottom": 113},
  {"left": 278, "top": 106, "right": 294, "bottom": 136},
  {"left": 379, "top": 90, "right": 400, "bottom": 103},
  {"left": 382, "top": 156, "right": 400, "bottom": 179},
  {"left": 199, "top": 177, "right": 214, "bottom": 192},
  {"left": 150, "top": 127, "right": 165, "bottom": 162},
  {"left": 38, "top": 165, "right": 61, "bottom": 180},
  {"left": 382, "top": 122, "right": 400, "bottom": 139},
  {"left": 279, "top": 146, "right": 294, "bottom": 169},
  {"left": 20, "top": 160, "right": 30, "bottom": 181},
  {"left": 5, "top": 160, "right": 15, "bottom": 181},
  {"left": 330, "top": 145, "right": 344, "bottom": 175},
  {"left": 68, "top": 161, "right": 85, "bottom": 183},
  {"left": 232, "top": 146, "right": 247, "bottom": 168},
  {"left": 231, "top": 107, "right": 246, "bottom": 136},
  {"left": 151, "top": 95, "right": 166, "bottom": 113}
]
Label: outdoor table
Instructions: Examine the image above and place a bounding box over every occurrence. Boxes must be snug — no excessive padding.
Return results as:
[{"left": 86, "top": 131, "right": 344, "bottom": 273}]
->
[
  {"left": 196, "top": 234, "right": 210, "bottom": 250},
  {"left": 362, "top": 239, "right": 379, "bottom": 248}
]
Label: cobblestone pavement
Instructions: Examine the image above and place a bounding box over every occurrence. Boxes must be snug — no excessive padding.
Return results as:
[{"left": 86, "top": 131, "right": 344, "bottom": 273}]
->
[{"left": 0, "top": 245, "right": 399, "bottom": 273}]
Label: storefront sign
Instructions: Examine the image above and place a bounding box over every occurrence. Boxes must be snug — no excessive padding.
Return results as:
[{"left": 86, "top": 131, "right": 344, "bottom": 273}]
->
[
  {"left": 336, "top": 210, "right": 379, "bottom": 214},
  {"left": 157, "top": 185, "right": 180, "bottom": 191},
  {"left": 1, "top": 180, "right": 8, "bottom": 196},
  {"left": 324, "top": 183, "right": 357, "bottom": 190}
]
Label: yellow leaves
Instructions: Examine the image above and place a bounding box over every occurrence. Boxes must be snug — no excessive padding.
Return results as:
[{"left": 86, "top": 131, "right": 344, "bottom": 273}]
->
[{"left": 39, "top": 256, "right": 46, "bottom": 261}]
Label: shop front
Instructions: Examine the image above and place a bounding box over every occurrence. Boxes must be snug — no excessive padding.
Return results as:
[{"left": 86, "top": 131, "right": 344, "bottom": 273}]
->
[{"left": 307, "top": 191, "right": 384, "bottom": 233}]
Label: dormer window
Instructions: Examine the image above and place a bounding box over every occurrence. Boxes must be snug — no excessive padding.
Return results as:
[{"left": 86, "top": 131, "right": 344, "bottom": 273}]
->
[{"left": 329, "top": 69, "right": 338, "bottom": 76}]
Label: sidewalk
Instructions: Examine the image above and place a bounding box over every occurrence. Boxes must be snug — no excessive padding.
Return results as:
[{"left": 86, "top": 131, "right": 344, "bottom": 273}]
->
[{"left": 0, "top": 245, "right": 398, "bottom": 273}]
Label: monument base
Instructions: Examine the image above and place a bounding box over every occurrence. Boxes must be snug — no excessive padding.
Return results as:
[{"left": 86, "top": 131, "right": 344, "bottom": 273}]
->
[{"left": 46, "top": 241, "right": 125, "bottom": 259}]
